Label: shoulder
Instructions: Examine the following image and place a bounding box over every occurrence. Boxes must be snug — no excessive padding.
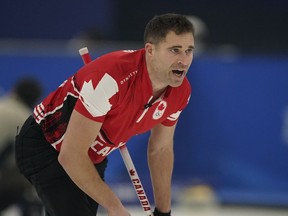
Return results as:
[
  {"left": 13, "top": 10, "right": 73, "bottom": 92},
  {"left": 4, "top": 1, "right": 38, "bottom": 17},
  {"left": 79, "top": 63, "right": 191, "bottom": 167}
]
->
[
  {"left": 168, "top": 77, "right": 191, "bottom": 108},
  {"left": 78, "top": 49, "right": 145, "bottom": 83},
  {"left": 94, "top": 49, "right": 144, "bottom": 72},
  {"left": 74, "top": 49, "right": 144, "bottom": 83},
  {"left": 181, "top": 77, "right": 192, "bottom": 104},
  {"left": 178, "top": 77, "right": 192, "bottom": 97}
]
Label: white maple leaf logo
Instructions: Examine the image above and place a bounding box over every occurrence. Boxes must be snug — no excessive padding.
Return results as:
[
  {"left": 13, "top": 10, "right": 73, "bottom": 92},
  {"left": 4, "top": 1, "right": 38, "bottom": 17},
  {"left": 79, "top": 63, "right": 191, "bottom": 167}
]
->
[{"left": 79, "top": 73, "right": 118, "bottom": 117}]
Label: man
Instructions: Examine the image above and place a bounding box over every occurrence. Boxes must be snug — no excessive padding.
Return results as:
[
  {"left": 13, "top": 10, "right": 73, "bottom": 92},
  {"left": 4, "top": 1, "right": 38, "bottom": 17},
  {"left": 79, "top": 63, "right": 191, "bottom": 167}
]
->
[
  {"left": 15, "top": 13, "right": 195, "bottom": 216},
  {"left": 0, "top": 77, "right": 42, "bottom": 215}
]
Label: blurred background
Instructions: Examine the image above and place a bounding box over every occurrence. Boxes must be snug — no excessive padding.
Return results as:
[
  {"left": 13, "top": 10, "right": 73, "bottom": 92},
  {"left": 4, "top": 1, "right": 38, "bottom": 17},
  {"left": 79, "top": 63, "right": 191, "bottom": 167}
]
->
[{"left": 0, "top": 0, "right": 288, "bottom": 215}]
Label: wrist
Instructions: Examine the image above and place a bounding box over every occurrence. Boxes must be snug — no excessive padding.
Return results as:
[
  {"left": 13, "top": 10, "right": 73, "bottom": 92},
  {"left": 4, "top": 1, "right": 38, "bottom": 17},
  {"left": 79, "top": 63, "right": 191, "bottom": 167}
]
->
[{"left": 153, "top": 207, "right": 171, "bottom": 216}]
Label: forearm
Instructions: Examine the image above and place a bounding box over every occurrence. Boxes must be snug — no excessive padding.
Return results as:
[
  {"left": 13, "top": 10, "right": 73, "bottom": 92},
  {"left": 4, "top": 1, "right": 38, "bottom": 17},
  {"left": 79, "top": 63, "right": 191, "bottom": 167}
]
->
[
  {"left": 148, "top": 143, "right": 174, "bottom": 213},
  {"left": 58, "top": 151, "right": 123, "bottom": 214}
]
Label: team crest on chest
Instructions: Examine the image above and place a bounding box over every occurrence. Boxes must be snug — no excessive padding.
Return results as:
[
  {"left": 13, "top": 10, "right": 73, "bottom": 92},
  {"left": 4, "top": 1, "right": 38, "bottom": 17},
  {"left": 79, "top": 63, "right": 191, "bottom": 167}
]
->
[{"left": 153, "top": 101, "right": 167, "bottom": 120}]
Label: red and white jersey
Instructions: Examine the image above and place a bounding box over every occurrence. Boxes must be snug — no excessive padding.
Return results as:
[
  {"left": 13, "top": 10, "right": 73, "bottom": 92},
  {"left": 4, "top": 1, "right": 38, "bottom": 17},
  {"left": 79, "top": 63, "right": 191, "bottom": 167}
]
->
[{"left": 34, "top": 49, "right": 191, "bottom": 164}]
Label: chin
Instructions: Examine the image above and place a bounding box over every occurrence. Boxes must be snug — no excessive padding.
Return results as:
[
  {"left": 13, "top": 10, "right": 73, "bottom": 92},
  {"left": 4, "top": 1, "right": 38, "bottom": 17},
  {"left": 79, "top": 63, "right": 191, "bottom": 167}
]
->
[{"left": 170, "top": 81, "right": 183, "bottom": 88}]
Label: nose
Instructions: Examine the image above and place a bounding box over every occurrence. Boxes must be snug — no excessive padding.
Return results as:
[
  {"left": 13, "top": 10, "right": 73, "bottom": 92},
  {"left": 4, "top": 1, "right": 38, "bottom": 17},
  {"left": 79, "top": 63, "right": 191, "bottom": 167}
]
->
[{"left": 177, "top": 53, "right": 192, "bottom": 67}]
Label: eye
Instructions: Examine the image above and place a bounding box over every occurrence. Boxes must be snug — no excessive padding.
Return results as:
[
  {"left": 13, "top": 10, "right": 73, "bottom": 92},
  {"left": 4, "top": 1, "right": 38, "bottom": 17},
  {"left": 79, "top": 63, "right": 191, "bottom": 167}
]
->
[
  {"left": 170, "top": 48, "right": 180, "bottom": 54},
  {"left": 185, "top": 48, "right": 194, "bottom": 55}
]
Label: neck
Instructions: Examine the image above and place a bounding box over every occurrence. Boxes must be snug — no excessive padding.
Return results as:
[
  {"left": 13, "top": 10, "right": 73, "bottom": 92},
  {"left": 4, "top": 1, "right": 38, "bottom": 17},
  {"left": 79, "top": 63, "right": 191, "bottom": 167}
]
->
[
  {"left": 153, "top": 87, "right": 166, "bottom": 99},
  {"left": 149, "top": 74, "right": 168, "bottom": 100},
  {"left": 146, "top": 55, "right": 168, "bottom": 99}
]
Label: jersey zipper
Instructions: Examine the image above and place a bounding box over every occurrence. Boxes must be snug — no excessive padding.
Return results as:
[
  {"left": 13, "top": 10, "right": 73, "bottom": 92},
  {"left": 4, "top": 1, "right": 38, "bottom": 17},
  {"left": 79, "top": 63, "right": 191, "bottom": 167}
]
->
[{"left": 136, "top": 96, "right": 153, "bottom": 123}]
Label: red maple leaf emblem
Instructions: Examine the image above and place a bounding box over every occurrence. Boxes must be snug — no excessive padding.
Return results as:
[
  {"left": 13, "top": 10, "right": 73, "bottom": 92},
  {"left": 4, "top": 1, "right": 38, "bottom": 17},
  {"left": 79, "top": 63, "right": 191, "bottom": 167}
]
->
[{"left": 158, "top": 103, "right": 165, "bottom": 111}]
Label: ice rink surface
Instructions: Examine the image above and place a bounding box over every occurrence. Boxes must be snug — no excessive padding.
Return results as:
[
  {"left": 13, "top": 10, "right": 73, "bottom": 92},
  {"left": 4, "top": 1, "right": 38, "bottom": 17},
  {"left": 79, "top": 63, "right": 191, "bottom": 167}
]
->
[
  {"left": 2, "top": 204, "right": 288, "bottom": 216},
  {"left": 97, "top": 205, "right": 288, "bottom": 216}
]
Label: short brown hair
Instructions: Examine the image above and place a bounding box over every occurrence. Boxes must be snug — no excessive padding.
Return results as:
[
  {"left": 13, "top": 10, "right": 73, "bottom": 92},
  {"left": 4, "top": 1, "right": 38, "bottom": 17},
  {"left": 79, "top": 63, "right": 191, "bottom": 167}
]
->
[{"left": 144, "top": 13, "right": 195, "bottom": 45}]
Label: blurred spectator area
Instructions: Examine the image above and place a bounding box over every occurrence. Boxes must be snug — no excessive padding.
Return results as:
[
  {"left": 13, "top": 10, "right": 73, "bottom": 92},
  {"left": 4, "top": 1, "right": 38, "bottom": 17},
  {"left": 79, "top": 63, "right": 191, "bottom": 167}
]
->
[{"left": 0, "top": 0, "right": 288, "bottom": 53}]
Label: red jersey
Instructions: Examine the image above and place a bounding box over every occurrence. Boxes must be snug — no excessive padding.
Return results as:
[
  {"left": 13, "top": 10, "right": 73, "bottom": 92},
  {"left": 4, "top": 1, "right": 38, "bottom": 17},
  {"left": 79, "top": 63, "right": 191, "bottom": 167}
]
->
[{"left": 34, "top": 49, "right": 191, "bottom": 164}]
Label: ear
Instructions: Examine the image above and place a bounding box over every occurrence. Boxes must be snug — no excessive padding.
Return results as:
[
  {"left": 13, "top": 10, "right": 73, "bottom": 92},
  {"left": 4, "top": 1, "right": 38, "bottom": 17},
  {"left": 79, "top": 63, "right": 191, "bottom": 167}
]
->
[{"left": 145, "top": 43, "right": 153, "bottom": 56}]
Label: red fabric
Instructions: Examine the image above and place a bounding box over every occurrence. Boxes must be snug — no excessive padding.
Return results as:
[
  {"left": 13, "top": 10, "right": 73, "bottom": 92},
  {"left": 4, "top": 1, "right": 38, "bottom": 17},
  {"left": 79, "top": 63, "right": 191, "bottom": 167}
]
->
[{"left": 33, "top": 49, "right": 191, "bottom": 163}]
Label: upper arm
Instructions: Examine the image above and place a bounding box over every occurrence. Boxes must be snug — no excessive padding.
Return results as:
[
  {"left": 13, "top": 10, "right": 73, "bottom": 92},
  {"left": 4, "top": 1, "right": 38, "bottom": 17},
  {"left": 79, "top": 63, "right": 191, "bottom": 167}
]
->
[
  {"left": 59, "top": 109, "right": 102, "bottom": 157},
  {"left": 148, "top": 123, "right": 177, "bottom": 152}
]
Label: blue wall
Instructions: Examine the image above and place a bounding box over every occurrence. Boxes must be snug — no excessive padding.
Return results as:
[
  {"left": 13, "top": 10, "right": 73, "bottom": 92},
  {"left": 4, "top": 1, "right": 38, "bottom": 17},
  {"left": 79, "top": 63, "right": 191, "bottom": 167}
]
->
[
  {"left": 1, "top": 1, "right": 288, "bottom": 52},
  {"left": 0, "top": 0, "right": 116, "bottom": 39},
  {"left": 1, "top": 52, "right": 288, "bottom": 206},
  {"left": 178, "top": 55, "right": 288, "bottom": 205}
]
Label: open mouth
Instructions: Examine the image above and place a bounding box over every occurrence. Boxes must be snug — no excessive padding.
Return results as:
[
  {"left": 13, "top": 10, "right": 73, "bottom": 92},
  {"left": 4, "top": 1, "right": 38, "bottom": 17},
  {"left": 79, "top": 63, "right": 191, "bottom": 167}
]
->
[{"left": 172, "top": 70, "right": 185, "bottom": 77}]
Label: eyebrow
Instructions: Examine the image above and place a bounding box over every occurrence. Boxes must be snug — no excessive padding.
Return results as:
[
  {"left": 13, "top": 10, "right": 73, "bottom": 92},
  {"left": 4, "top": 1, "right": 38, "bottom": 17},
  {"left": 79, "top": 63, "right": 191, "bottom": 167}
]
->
[{"left": 168, "top": 45, "right": 195, "bottom": 49}]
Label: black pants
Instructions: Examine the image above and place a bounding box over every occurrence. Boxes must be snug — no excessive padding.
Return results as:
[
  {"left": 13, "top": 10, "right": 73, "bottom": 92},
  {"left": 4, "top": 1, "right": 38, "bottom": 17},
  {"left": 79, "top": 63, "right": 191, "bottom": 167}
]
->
[{"left": 15, "top": 116, "right": 107, "bottom": 216}]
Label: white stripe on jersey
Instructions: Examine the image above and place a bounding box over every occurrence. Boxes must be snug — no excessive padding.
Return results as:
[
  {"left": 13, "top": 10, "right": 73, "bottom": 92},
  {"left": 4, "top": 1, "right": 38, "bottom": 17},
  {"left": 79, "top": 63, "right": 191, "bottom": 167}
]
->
[
  {"left": 167, "top": 110, "right": 182, "bottom": 121},
  {"left": 34, "top": 92, "right": 79, "bottom": 124},
  {"left": 51, "top": 135, "right": 64, "bottom": 148},
  {"left": 79, "top": 73, "right": 119, "bottom": 117},
  {"left": 34, "top": 102, "right": 45, "bottom": 121},
  {"left": 34, "top": 77, "right": 80, "bottom": 124}
]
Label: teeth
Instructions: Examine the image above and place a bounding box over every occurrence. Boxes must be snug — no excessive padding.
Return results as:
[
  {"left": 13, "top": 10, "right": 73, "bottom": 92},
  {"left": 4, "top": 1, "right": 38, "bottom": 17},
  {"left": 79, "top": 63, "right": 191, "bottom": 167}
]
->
[{"left": 172, "top": 70, "right": 184, "bottom": 76}]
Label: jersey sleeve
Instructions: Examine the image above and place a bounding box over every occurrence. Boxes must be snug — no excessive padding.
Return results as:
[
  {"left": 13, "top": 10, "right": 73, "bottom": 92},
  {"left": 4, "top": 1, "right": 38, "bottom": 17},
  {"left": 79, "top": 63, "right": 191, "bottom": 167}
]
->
[
  {"left": 161, "top": 79, "right": 191, "bottom": 126},
  {"left": 74, "top": 61, "right": 119, "bottom": 122}
]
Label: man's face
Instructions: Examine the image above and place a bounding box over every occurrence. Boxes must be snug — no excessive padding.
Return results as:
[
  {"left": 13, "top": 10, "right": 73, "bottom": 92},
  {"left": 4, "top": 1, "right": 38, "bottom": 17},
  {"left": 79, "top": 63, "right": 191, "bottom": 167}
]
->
[{"left": 146, "top": 31, "right": 194, "bottom": 88}]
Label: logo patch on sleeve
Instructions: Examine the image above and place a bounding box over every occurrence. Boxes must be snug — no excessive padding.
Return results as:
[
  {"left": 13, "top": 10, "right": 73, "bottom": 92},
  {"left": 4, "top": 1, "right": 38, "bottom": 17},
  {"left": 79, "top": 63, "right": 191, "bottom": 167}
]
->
[{"left": 153, "top": 101, "right": 167, "bottom": 120}]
